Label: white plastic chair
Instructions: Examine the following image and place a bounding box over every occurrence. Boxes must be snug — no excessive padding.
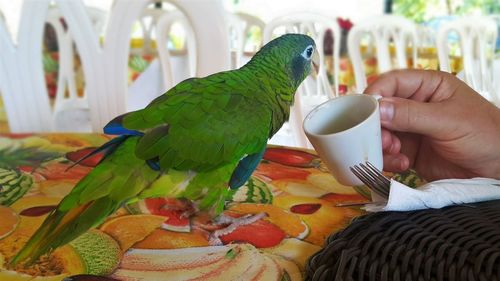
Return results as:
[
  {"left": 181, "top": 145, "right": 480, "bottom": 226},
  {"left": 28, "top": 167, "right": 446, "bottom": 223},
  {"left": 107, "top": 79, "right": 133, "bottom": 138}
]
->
[
  {"left": 45, "top": 7, "right": 106, "bottom": 132},
  {"left": 0, "top": 0, "right": 53, "bottom": 132},
  {"left": 437, "top": 17, "right": 498, "bottom": 104},
  {"left": 348, "top": 15, "right": 418, "bottom": 92},
  {"left": 263, "top": 12, "right": 341, "bottom": 148},
  {"left": 128, "top": 9, "right": 198, "bottom": 111},
  {"left": 133, "top": 7, "right": 165, "bottom": 56},
  {"left": 0, "top": 0, "right": 230, "bottom": 132},
  {"left": 61, "top": 0, "right": 230, "bottom": 132},
  {"left": 416, "top": 25, "right": 436, "bottom": 49},
  {"left": 156, "top": 10, "right": 197, "bottom": 88},
  {"left": 226, "top": 12, "right": 265, "bottom": 69}
]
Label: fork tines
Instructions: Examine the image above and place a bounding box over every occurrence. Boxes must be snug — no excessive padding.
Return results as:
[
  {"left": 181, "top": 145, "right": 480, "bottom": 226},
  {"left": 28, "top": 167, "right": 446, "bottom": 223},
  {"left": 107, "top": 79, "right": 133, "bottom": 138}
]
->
[{"left": 349, "top": 162, "right": 390, "bottom": 199}]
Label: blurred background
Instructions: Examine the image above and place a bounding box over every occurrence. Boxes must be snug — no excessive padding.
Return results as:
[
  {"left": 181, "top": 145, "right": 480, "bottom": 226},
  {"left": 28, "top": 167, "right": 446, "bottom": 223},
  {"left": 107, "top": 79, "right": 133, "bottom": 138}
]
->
[{"left": 0, "top": 0, "right": 498, "bottom": 147}]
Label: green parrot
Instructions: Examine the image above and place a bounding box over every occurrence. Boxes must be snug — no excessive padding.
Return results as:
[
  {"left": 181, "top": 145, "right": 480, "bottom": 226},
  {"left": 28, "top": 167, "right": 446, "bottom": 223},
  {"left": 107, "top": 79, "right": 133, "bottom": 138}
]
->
[{"left": 11, "top": 33, "right": 318, "bottom": 266}]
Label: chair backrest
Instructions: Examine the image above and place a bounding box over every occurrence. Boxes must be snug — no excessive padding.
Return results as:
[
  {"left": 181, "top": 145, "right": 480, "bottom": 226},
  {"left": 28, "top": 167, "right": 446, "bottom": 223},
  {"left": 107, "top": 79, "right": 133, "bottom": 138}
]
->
[
  {"left": 46, "top": 7, "right": 107, "bottom": 132},
  {"left": 133, "top": 7, "right": 165, "bottom": 56},
  {"left": 416, "top": 25, "right": 436, "bottom": 48},
  {"left": 0, "top": 0, "right": 53, "bottom": 132},
  {"left": 127, "top": 8, "right": 198, "bottom": 111},
  {"left": 348, "top": 15, "right": 418, "bottom": 92},
  {"left": 437, "top": 16, "right": 498, "bottom": 104},
  {"left": 156, "top": 9, "right": 197, "bottom": 88},
  {"left": 0, "top": 0, "right": 230, "bottom": 133},
  {"left": 61, "top": 0, "right": 230, "bottom": 132},
  {"left": 263, "top": 12, "right": 341, "bottom": 148},
  {"left": 226, "top": 12, "right": 265, "bottom": 69}
]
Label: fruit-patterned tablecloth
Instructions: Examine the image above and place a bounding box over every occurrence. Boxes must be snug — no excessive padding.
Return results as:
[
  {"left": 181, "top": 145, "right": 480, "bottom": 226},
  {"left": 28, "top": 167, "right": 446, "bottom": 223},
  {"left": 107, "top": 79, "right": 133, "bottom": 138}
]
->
[{"left": 0, "top": 133, "right": 424, "bottom": 281}]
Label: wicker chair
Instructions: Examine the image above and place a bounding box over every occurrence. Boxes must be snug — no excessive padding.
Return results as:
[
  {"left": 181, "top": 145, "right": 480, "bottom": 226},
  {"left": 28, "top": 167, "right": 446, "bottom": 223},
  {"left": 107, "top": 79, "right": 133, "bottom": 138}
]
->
[{"left": 306, "top": 200, "right": 500, "bottom": 281}]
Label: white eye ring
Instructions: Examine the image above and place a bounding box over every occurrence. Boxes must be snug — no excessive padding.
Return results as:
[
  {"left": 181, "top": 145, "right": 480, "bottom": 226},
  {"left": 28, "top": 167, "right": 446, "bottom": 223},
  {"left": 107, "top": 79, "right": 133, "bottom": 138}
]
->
[{"left": 301, "top": 45, "right": 314, "bottom": 60}]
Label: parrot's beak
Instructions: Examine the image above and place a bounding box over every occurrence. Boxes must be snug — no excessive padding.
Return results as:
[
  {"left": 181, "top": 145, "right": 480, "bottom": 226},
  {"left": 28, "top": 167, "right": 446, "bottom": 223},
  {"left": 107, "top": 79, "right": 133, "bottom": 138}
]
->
[
  {"left": 309, "top": 50, "right": 320, "bottom": 79},
  {"left": 312, "top": 50, "right": 320, "bottom": 74}
]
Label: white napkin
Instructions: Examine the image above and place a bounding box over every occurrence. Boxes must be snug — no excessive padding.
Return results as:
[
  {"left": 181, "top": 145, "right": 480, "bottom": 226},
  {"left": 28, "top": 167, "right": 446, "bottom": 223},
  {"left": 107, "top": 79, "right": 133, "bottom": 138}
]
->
[{"left": 365, "top": 178, "right": 500, "bottom": 212}]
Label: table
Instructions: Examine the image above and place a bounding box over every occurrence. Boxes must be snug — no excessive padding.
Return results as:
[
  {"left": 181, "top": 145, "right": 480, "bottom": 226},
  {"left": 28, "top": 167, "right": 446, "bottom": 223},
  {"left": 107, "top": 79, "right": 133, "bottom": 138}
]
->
[{"left": 0, "top": 133, "right": 376, "bottom": 281}]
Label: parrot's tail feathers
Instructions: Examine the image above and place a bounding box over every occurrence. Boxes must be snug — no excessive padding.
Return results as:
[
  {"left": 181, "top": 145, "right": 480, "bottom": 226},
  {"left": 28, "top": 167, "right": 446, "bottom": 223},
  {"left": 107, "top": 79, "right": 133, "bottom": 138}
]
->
[
  {"left": 66, "top": 135, "right": 130, "bottom": 171},
  {"left": 10, "top": 202, "right": 92, "bottom": 266}
]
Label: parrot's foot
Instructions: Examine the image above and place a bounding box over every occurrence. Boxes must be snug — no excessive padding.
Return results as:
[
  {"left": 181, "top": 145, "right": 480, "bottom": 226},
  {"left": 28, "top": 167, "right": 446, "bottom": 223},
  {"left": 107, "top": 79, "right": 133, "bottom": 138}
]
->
[{"left": 207, "top": 212, "right": 267, "bottom": 246}]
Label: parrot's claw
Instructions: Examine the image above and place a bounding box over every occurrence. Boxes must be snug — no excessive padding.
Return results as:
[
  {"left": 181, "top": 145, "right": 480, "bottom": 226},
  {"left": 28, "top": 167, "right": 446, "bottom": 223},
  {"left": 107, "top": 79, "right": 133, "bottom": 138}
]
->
[{"left": 208, "top": 212, "right": 267, "bottom": 245}]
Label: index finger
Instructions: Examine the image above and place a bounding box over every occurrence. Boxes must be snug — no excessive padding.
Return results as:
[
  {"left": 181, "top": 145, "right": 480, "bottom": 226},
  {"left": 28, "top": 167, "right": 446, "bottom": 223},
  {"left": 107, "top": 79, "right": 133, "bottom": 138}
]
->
[{"left": 364, "top": 69, "right": 455, "bottom": 103}]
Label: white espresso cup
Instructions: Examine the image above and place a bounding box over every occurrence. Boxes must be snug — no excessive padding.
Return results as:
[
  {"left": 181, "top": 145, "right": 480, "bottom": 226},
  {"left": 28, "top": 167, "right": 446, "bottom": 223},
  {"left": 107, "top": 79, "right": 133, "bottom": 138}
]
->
[{"left": 303, "top": 94, "right": 383, "bottom": 186}]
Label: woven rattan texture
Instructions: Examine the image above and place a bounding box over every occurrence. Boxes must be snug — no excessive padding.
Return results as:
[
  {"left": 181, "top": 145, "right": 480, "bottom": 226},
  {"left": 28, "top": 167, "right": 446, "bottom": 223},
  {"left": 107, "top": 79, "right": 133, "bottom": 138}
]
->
[{"left": 306, "top": 200, "right": 500, "bottom": 281}]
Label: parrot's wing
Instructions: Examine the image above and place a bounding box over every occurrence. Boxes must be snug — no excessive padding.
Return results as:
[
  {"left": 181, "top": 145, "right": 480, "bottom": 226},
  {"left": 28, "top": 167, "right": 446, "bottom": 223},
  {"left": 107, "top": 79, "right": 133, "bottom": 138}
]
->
[
  {"left": 104, "top": 73, "right": 272, "bottom": 172},
  {"left": 103, "top": 77, "right": 200, "bottom": 136}
]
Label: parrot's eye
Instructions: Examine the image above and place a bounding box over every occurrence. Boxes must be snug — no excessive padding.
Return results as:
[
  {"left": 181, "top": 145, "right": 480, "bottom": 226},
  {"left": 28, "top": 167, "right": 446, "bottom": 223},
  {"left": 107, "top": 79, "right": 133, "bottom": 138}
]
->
[{"left": 301, "top": 45, "right": 314, "bottom": 60}]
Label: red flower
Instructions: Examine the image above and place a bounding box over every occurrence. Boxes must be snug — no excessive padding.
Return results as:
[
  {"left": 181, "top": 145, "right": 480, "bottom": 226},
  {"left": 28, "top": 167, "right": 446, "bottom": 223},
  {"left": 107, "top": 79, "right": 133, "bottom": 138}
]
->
[
  {"left": 338, "top": 84, "right": 348, "bottom": 94},
  {"left": 337, "top": 17, "right": 353, "bottom": 31}
]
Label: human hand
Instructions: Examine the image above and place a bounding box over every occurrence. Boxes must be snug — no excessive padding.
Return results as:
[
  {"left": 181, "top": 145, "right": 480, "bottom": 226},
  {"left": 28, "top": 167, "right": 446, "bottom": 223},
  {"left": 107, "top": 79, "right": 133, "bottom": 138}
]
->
[{"left": 364, "top": 69, "right": 500, "bottom": 181}]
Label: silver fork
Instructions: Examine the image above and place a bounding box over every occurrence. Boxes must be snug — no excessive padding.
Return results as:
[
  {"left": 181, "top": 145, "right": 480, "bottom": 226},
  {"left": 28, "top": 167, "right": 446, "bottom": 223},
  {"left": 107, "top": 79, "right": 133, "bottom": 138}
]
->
[{"left": 349, "top": 162, "right": 391, "bottom": 199}]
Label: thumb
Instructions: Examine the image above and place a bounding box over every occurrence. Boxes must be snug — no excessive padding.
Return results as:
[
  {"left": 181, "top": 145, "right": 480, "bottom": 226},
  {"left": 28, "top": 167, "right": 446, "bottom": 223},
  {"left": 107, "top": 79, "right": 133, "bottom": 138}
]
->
[{"left": 378, "top": 97, "right": 449, "bottom": 137}]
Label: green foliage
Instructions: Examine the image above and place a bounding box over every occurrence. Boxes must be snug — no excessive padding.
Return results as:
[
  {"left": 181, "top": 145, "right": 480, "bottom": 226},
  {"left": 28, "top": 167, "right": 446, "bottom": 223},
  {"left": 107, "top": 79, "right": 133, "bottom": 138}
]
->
[
  {"left": 393, "top": 0, "right": 437, "bottom": 23},
  {"left": 393, "top": 0, "right": 500, "bottom": 23},
  {"left": 456, "top": 0, "right": 500, "bottom": 14}
]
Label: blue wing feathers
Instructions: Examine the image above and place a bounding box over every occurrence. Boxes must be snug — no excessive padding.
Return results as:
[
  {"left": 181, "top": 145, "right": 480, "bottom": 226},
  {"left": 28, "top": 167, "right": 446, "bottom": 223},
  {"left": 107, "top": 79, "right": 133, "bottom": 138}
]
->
[
  {"left": 146, "top": 158, "right": 161, "bottom": 171},
  {"left": 103, "top": 114, "right": 143, "bottom": 136},
  {"left": 228, "top": 148, "right": 266, "bottom": 189}
]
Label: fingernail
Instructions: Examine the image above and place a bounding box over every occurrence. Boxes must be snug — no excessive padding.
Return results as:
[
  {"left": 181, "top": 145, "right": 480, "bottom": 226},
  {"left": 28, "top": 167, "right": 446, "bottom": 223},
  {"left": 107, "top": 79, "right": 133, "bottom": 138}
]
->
[
  {"left": 379, "top": 99, "right": 394, "bottom": 121},
  {"left": 390, "top": 158, "right": 403, "bottom": 171},
  {"left": 400, "top": 157, "right": 409, "bottom": 171}
]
